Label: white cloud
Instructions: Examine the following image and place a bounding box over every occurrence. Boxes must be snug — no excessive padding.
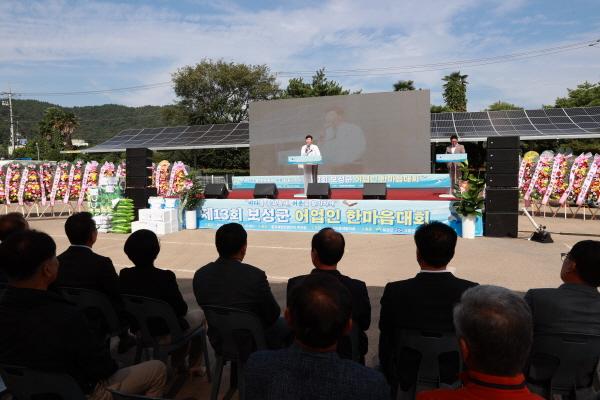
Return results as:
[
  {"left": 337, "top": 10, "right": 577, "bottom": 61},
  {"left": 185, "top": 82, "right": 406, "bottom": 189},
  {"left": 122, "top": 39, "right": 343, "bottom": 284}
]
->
[{"left": 0, "top": 0, "right": 598, "bottom": 110}]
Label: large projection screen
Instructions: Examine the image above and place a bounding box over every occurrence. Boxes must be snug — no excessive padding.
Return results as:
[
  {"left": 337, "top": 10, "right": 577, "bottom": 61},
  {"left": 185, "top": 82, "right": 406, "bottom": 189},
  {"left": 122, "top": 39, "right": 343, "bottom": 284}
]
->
[{"left": 250, "top": 90, "right": 431, "bottom": 176}]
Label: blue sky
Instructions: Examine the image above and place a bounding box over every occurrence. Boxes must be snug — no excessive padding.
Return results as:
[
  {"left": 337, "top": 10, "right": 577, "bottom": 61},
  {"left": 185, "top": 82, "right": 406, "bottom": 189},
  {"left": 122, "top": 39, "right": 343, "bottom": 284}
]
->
[{"left": 1, "top": 0, "right": 599, "bottom": 111}]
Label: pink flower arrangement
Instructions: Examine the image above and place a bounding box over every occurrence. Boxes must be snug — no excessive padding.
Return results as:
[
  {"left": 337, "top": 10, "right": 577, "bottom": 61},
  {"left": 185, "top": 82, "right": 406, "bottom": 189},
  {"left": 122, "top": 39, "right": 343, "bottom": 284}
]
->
[
  {"left": 547, "top": 154, "right": 572, "bottom": 201},
  {"left": 587, "top": 170, "right": 600, "bottom": 206},
  {"left": 527, "top": 151, "right": 554, "bottom": 201},
  {"left": 23, "top": 164, "right": 42, "bottom": 203},
  {"left": 519, "top": 152, "right": 539, "bottom": 197},
  {"left": 54, "top": 161, "right": 71, "bottom": 201},
  {"left": 41, "top": 163, "right": 54, "bottom": 201},
  {"left": 7, "top": 163, "right": 22, "bottom": 203},
  {"left": 169, "top": 162, "right": 190, "bottom": 195},
  {"left": 68, "top": 160, "right": 85, "bottom": 199},
  {"left": 560, "top": 153, "right": 592, "bottom": 205},
  {"left": 155, "top": 160, "right": 171, "bottom": 196},
  {"left": 0, "top": 167, "right": 5, "bottom": 204}
]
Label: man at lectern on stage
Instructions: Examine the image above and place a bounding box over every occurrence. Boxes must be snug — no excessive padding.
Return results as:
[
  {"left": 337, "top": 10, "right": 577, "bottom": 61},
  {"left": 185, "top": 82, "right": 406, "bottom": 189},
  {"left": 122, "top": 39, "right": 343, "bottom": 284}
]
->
[
  {"left": 299, "top": 134, "right": 321, "bottom": 194},
  {"left": 445, "top": 134, "right": 465, "bottom": 194}
]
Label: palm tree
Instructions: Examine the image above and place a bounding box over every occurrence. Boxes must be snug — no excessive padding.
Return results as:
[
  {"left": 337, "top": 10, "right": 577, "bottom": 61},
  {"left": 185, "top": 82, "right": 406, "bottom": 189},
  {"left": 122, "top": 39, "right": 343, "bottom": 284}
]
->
[
  {"left": 393, "top": 80, "right": 415, "bottom": 91},
  {"left": 442, "top": 72, "right": 468, "bottom": 112},
  {"left": 41, "top": 107, "right": 79, "bottom": 149}
]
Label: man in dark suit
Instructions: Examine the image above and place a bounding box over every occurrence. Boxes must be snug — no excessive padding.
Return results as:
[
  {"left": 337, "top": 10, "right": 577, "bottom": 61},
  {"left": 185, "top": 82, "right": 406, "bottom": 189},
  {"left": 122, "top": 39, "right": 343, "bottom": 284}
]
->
[
  {"left": 379, "top": 221, "right": 478, "bottom": 392},
  {"left": 0, "top": 230, "right": 167, "bottom": 398},
  {"left": 0, "top": 212, "right": 29, "bottom": 283},
  {"left": 287, "top": 227, "right": 370, "bottom": 363},
  {"left": 194, "top": 223, "right": 283, "bottom": 349},
  {"left": 245, "top": 274, "right": 389, "bottom": 400},
  {"left": 445, "top": 134, "right": 466, "bottom": 193},
  {"left": 52, "top": 212, "right": 134, "bottom": 352},
  {"left": 525, "top": 240, "right": 600, "bottom": 389}
]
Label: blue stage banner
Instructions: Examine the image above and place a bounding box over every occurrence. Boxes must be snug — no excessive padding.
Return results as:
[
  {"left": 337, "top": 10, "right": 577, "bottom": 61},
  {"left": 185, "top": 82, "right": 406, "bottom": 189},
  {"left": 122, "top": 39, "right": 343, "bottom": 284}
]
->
[
  {"left": 436, "top": 153, "right": 467, "bottom": 163},
  {"left": 232, "top": 174, "right": 450, "bottom": 190},
  {"left": 197, "top": 198, "right": 481, "bottom": 235}
]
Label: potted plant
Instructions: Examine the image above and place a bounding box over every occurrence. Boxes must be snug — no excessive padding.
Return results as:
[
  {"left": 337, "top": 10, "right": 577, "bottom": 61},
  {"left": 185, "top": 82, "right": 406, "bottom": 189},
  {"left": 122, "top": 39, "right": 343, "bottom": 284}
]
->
[
  {"left": 181, "top": 174, "right": 204, "bottom": 230},
  {"left": 453, "top": 162, "right": 485, "bottom": 239}
]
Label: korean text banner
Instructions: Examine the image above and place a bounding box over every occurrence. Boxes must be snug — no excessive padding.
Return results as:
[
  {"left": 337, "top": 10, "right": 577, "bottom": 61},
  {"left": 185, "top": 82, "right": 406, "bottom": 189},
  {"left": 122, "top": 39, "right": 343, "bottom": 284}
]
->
[
  {"left": 198, "top": 198, "right": 457, "bottom": 235},
  {"left": 232, "top": 174, "right": 450, "bottom": 190}
]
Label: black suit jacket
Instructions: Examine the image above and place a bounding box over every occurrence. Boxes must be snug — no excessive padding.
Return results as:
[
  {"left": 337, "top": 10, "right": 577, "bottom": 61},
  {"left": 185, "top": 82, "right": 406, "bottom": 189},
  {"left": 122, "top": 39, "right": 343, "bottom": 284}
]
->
[
  {"left": 54, "top": 246, "right": 122, "bottom": 308},
  {"left": 287, "top": 269, "right": 371, "bottom": 360},
  {"left": 525, "top": 284, "right": 600, "bottom": 387},
  {"left": 0, "top": 287, "right": 118, "bottom": 394},
  {"left": 119, "top": 265, "right": 189, "bottom": 332},
  {"left": 379, "top": 271, "right": 477, "bottom": 389},
  {"left": 193, "top": 257, "right": 281, "bottom": 329},
  {"left": 525, "top": 283, "right": 600, "bottom": 335}
]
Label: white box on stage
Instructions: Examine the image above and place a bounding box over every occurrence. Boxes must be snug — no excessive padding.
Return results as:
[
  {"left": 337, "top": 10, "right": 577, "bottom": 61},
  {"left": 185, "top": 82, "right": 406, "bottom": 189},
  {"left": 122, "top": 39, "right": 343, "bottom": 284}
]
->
[
  {"left": 149, "top": 208, "right": 178, "bottom": 223},
  {"left": 131, "top": 221, "right": 150, "bottom": 233},
  {"left": 153, "top": 221, "right": 173, "bottom": 236},
  {"left": 164, "top": 197, "right": 181, "bottom": 209},
  {"left": 148, "top": 196, "right": 165, "bottom": 209},
  {"left": 138, "top": 209, "right": 152, "bottom": 222}
]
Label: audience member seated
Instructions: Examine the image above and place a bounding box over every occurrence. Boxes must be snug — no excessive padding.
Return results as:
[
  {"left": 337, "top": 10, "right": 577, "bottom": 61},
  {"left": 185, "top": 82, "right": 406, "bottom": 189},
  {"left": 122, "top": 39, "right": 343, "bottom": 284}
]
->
[
  {"left": 51, "top": 212, "right": 134, "bottom": 352},
  {"left": 120, "top": 229, "right": 206, "bottom": 373},
  {"left": 287, "top": 227, "right": 371, "bottom": 363},
  {"left": 379, "top": 221, "right": 478, "bottom": 392},
  {"left": 525, "top": 240, "right": 600, "bottom": 335},
  {"left": 245, "top": 274, "right": 390, "bottom": 400},
  {"left": 0, "top": 213, "right": 29, "bottom": 283},
  {"left": 194, "top": 223, "right": 286, "bottom": 350},
  {"left": 417, "top": 285, "right": 541, "bottom": 400},
  {"left": 524, "top": 240, "right": 600, "bottom": 391},
  {"left": 0, "top": 230, "right": 167, "bottom": 398}
]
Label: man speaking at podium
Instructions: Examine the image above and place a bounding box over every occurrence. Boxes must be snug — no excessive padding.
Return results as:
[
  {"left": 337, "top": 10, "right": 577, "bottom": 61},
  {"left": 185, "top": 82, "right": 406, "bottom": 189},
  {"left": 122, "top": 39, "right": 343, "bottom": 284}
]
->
[
  {"left": 300, "top": 134, "right": 321, "bottom": 194},
  {"left": 446, "top": 134, "right": 465, "bottom": 194}
]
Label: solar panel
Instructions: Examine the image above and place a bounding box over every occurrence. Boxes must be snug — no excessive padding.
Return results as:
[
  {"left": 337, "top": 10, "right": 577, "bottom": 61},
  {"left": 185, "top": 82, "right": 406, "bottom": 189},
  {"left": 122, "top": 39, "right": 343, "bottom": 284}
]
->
[{"left": 83, "top": 107, "right": 600, "bottom": 152}]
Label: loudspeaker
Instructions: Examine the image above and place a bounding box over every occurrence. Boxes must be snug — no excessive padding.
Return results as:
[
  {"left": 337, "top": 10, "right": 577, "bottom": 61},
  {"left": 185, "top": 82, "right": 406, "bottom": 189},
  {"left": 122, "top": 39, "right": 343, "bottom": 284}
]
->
[
  {"left": 126, "top": 157, "right": 152, "bottom": 170},
  {"left": 363, "top": 183, "right": 387, "bottom": 200},
  {"left": 307, "top": 183, "right": 331, "bottom": 199},
  {"left": 486, "top": 174, "right": 518, "bottom": 188},
  {"left": 485, "top": 212, "right": 518, "bottom": 237},
  {"left": 204, "top": 183, "right": 229, "bottom": 199},
  {"left": 126, "top": 148, "right": 153, "bottom": 158},
  {"left": 485, "top": 188, "right": 519, "bottom": 213},
  {"left": 487, "top": 149, "right": 519, "bottom": 164},
  {"left": 487, "top": 136, "right": 520, "bottom": 149},
  {"left": 487, "top": 161, "right": 519, "bottom": 175},
  {"left": 125, "top": 187, "right": 157, "bottom": 211},
  {"left": 126, "top": 175, "right": 152, "bottom": 188},
  {"left": 254, "top": 183, "right": 278, "bottom": 199}
]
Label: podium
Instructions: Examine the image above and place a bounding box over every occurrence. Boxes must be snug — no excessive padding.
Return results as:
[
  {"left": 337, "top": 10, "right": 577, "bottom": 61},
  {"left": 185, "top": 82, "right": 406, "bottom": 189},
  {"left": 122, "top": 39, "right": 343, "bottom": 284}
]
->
[
  {"left": 288, "top": 155, "right": 323, "bottom": 197},
  {"left": 436, "top": 153, "right": 467, "bottom": 197}
]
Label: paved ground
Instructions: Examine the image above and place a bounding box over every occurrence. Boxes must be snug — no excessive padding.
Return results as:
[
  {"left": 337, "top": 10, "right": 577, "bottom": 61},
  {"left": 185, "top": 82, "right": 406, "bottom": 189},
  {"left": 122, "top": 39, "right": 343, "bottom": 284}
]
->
[{"left": 28, "top": 215, "right": 600, "bottom": 399}]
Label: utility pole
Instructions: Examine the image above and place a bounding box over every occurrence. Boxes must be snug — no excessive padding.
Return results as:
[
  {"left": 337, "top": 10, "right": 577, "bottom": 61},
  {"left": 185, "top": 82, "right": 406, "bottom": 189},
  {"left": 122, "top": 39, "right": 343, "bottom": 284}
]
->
[{"left": 1, "top": 90, "right": 16, "bottom": 156}]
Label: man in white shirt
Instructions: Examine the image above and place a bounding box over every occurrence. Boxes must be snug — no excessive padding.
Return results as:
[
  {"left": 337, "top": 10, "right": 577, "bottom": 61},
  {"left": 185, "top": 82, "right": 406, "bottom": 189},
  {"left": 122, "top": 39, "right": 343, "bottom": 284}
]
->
[{"left": 300, "top": 135, "right": 321, "bottom": 194}]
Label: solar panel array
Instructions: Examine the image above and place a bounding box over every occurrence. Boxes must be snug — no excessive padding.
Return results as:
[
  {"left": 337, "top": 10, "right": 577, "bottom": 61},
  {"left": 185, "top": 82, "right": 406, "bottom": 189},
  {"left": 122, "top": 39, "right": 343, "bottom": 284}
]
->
[
  {"left": 431, "top": 107, "right": 600, "bottom": 142},
  {"left": 84, "top": 107, "right": 600, "bottom": 152},
  {"left": 85, "top": 122, "right": 249, "bottom": 153}
]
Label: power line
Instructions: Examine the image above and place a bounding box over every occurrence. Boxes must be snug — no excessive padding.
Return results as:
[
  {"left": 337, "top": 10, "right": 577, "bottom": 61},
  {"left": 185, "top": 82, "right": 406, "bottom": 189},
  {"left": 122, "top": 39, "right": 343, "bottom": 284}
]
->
[{"left": 4, "top": 38, "right": 599, "bottom": 96}]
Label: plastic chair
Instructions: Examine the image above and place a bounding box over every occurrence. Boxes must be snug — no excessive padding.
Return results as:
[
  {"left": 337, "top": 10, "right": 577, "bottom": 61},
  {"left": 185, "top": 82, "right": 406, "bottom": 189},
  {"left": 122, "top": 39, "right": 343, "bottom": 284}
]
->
[
  {"left": 0, "top": 364, "right": 85, "bottom": 399},
  {"left": 527, "top": 332, "right": 600, "bottom": 400},
  {"left": 121, "top": 294, "right": 211, "bottom": 380},
  {"left": 58, "top": 287, "right": 121, "bottom": 339},
  {"left": 201, "top": 305, "right": 267, "bottom": 400},
  {"left": 394, "top": 330, "right": 461, "bottom": 400},
  {"left": 109, "top": 389, "right": 166, "bottom": 399}
]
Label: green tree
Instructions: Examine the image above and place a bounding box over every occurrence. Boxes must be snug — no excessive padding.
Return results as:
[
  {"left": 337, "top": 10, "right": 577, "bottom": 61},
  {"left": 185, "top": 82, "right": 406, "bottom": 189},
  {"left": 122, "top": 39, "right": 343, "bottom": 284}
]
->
[
  {"left": 393, "top": 80, "right": 415, "bottom": 91},
  {"left": 554, "top": 81, "right": 600, "bottom": 107},
  {"left": 284, "top": 68, "right": 352, "bottom": 98},
  {"left": 38, "top": 107, "right": 79, "bottom": 149},
  {"left": 487, "top": 101, "right": 523, "bottom": 111},
  {"left": 442, "top": 71, "right": 468, "bottom": 112},
  {"left": 171, "top": 59, "right": 279, "bottom": 125},
  {"left": 430, "top": 105, "right": 451, "bottom": 113}
]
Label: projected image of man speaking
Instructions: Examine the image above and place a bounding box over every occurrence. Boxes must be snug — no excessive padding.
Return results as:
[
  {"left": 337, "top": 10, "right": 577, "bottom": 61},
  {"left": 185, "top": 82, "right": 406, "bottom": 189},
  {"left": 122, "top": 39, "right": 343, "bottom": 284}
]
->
[{"left": 318, "top": 108, "right": 366, "bottom": 171}]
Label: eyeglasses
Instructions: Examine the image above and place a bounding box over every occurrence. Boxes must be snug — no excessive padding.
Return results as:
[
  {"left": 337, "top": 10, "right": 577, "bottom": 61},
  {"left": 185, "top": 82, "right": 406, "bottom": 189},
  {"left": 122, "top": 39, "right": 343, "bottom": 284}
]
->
[{"left": 561, "top": 252, "right": 569, "bottom": 262}]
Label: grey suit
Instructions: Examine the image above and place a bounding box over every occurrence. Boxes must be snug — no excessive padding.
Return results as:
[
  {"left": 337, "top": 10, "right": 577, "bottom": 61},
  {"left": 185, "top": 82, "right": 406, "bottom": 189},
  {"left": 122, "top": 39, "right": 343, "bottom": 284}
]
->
[{"left": 525, "top": 283, "right": 600, "bottom": 335}]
